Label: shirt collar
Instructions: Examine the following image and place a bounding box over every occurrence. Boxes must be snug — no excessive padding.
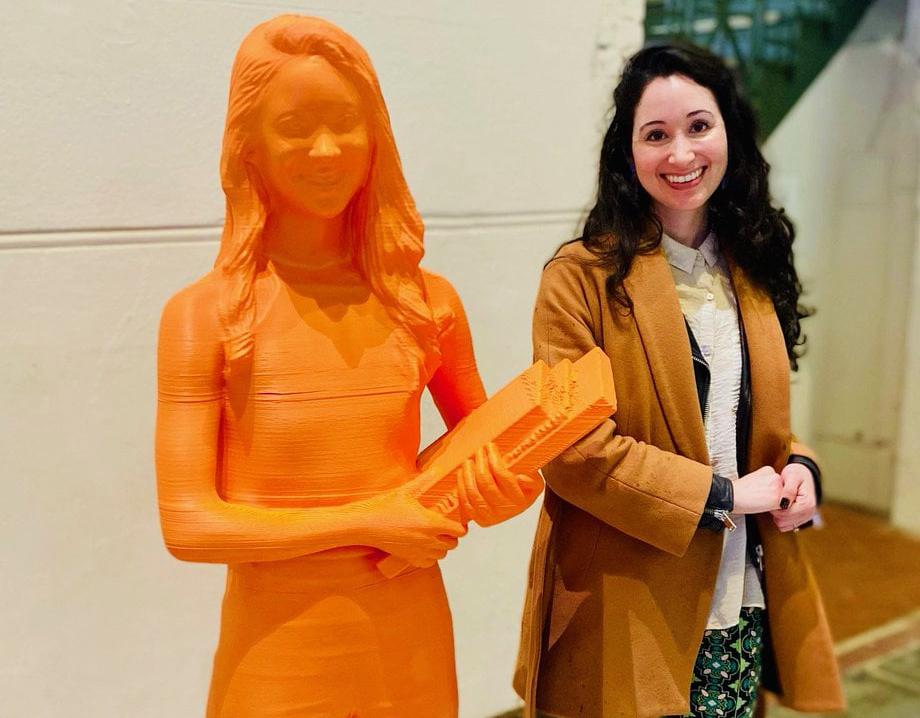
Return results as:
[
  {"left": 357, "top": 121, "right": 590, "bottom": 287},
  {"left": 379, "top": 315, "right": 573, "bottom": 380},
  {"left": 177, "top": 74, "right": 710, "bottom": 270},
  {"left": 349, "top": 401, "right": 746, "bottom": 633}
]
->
[{"left": 661, "top": 230, "right": 720, "bottom": 273}]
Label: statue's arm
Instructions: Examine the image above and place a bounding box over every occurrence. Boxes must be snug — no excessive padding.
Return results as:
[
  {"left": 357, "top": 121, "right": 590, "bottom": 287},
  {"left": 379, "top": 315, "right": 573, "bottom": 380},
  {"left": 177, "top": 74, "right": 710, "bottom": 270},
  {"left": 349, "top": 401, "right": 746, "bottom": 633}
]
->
[
  {"left": 420, "top": 270, "right": 542, "bottom": 527},
  {"left": 423, "top": 271, "right": 487, "bottom": 429}
]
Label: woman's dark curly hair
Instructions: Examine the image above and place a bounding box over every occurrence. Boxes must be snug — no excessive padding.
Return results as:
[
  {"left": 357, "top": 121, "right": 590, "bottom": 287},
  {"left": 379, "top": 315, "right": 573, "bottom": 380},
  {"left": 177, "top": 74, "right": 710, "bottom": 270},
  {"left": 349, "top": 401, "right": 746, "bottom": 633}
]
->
[{"left": 582, "top": 43, "right": 811, "bottom": 369}]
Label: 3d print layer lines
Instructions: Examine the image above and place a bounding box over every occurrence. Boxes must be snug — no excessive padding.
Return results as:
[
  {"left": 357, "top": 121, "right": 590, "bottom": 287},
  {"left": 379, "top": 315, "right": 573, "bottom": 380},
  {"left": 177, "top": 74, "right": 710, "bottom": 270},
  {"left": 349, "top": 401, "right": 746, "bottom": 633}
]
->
[{"left": 378, "top": 347, "right": 616, "bottom": 577}]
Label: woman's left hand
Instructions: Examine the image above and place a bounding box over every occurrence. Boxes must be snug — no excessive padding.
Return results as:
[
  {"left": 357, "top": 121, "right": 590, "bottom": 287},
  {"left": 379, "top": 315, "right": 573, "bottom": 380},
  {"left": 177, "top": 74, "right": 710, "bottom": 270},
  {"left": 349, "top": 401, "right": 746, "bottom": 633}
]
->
[
  {"left": 456, "top": 443, "right": 543, "bottom": 527},
  {"left": 770, "top": 463, "right": 817, "bottom": 532}
]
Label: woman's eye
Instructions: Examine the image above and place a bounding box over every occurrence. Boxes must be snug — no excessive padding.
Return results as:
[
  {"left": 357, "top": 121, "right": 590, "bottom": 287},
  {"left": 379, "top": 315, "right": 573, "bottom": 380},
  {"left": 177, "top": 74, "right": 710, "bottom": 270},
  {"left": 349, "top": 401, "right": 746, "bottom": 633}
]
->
[
  {"left": 646, "top": 130, "right": 666, "bottom": 142},
  {"left": 690, "top": 120, "right": 710, "bottom": 133}
]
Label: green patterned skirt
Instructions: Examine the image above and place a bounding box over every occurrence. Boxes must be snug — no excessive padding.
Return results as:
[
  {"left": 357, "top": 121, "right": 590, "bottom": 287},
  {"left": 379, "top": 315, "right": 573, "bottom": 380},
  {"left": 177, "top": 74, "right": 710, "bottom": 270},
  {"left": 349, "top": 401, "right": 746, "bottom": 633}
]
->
[
  {"left": 664, "top": 607, "right": 764, "bottom": 718},
  {"left": 535, "top": 608, "right": 765, "bottom": 718}
]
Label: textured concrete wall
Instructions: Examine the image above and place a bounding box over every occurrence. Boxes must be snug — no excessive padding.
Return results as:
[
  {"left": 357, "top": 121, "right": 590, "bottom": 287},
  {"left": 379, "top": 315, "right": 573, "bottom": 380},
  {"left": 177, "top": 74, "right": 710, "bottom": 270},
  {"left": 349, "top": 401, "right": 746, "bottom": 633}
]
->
[
  {"left": 0, "top": 2, "right": 642, "bottom": 716},
  {"left": 892, "top": 0, "right": 920, "bottom": 535}
]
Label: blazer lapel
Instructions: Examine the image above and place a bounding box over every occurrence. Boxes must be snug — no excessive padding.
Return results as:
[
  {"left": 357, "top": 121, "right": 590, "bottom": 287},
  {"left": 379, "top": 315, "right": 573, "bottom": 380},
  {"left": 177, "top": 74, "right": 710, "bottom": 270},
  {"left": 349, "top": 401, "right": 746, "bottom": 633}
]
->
[
  {"left": 624, "top": 249, "right": 709, "bottom": 464},
  {"left": 730, "top": 263, "right": 790, "bottom": 469}
]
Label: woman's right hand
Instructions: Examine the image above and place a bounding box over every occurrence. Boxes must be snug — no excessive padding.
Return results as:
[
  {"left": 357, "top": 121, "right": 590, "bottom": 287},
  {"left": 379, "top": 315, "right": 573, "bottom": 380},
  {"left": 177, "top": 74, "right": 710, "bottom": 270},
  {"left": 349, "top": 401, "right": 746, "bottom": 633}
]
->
[
  {"left": 358, "top": 488, "right": 467, "bottom": 568},
  {"left": 731, "top": 466, "right": 784, "bottom": 514}
]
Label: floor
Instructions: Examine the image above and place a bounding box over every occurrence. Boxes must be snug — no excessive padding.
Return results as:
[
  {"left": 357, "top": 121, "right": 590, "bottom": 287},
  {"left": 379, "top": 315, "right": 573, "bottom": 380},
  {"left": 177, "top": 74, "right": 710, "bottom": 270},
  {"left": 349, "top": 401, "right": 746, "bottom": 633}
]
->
[
  {"left": 768, "top": 642, "right": 920, "bottom": 717},
  {"left": 495, "top": 503, "right": 920, "bottom": 718},
  {"left": 767, "top": 502, "right": 920, "bottom": 716},
  {"left": 797, "top": 503, "right": 920, "bottom": 642}
]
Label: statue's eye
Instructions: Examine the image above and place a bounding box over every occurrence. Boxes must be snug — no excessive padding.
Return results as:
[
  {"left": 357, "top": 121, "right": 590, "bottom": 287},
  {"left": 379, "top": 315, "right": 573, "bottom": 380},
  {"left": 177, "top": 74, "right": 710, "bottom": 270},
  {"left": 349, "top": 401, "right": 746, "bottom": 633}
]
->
[
  {"left": 275, "top": 113, "right": 317, "bottom": 137},
  {"left": 332, "top": 109, "right": 360, "bottom": 133}
]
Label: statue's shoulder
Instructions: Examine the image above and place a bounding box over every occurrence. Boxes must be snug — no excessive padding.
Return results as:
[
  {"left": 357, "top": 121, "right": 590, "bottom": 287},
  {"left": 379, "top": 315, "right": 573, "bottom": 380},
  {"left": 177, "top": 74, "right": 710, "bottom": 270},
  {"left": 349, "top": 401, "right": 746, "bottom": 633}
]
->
[
  {"left": 421, "top": 268, "right": 464, "bottom": 313},
  {"left": 159, "top": 271, "right": 222, "bottom": 342}
]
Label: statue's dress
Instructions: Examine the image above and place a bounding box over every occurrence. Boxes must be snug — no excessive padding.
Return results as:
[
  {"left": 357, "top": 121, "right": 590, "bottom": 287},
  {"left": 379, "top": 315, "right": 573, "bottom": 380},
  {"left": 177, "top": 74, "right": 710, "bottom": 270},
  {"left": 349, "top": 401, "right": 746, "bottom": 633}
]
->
[{"left": 157, "top": 267, "right": 476, "bottom": 718}]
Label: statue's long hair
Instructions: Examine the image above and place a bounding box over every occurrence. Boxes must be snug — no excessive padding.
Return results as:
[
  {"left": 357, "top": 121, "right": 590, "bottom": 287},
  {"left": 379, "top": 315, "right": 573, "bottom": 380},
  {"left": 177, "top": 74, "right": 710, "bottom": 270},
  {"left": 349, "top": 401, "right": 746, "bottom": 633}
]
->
[{"left": 215, "top": 15, "right": 437, "bottom": 372}]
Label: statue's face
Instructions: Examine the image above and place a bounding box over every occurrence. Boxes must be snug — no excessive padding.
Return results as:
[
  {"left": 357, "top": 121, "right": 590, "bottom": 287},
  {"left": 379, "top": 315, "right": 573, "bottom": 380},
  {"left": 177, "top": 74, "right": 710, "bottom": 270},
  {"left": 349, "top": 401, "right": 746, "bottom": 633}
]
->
[{"left": 252, "top": 55, "right": 371, "bottom": 219}]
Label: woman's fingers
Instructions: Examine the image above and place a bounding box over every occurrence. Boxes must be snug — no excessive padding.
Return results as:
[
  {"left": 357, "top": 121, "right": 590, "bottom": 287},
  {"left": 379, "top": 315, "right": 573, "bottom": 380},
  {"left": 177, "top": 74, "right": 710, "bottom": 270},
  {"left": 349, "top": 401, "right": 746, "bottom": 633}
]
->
[
  {"left": 779, "top": 463, "right": 810, "bottom": 509},
  {"left": 771, "top": 495, "right": 816, "bottom": 531},
  {"left": 761, "top": 463, "right": 816, "bottom": 525},
  {"left": 778, "top": 475, "right": 799, "bottom": 510}
]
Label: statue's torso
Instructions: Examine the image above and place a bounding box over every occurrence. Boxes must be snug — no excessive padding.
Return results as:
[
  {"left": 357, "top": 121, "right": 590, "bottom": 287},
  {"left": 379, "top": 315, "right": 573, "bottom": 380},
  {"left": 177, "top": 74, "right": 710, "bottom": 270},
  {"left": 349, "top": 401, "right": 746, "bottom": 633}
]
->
[{"left": 219, "top": 271, "right": 429, "bottom": 509}]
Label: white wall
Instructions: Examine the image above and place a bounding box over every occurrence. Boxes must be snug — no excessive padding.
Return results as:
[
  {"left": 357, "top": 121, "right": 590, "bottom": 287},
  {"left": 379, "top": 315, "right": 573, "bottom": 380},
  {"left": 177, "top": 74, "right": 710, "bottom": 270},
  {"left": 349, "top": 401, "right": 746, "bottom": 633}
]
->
[
  {"left": 0, "top": 1, "right": 643, "bottom": 716},
  {"left": 891, "top": 0, "right": 920, "bottom": 534},
  {"left": 763, "top": 0, "right": 919, "bottom": 515}
]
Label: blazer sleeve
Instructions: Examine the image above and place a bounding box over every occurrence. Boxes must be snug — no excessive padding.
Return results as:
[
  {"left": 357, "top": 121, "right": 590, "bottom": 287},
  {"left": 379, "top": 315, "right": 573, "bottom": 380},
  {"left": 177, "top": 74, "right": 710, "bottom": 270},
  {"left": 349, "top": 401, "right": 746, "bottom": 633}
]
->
[{"left": 533, "top": 255, "right": 715, "bottom": 557}]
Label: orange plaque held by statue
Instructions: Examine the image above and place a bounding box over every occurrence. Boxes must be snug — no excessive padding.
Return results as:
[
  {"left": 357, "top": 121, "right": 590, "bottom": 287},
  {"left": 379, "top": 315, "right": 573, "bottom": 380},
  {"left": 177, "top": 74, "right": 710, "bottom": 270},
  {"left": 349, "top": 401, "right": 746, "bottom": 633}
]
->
[{"left": 379, "top": 348, "right": 616, "bottom": 577}]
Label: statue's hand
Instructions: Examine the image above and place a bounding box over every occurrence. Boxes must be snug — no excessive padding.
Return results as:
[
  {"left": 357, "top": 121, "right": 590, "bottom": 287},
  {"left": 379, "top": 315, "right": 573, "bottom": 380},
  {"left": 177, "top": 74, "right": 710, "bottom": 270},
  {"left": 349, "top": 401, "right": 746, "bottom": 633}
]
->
[
  {"left": 359, "top": 488, "right": 467, "bottom": 568},
  {"left": 456, "top": 443, "right": 543, "bottom": 527}
]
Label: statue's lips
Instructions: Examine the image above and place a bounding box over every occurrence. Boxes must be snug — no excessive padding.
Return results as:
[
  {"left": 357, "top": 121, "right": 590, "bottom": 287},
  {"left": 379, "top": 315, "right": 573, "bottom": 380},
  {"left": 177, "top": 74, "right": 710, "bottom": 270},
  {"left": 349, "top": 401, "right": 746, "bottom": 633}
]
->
[{"left": 298, "top": 172, "right": 345, "bottom": 188}]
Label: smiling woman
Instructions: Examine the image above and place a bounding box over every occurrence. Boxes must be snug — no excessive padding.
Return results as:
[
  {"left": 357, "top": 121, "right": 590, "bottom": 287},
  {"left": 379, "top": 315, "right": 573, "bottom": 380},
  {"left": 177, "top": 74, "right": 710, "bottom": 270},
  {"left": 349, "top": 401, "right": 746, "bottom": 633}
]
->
[{"left": 514, "top": 44, "right": 845, "bottom": 718}]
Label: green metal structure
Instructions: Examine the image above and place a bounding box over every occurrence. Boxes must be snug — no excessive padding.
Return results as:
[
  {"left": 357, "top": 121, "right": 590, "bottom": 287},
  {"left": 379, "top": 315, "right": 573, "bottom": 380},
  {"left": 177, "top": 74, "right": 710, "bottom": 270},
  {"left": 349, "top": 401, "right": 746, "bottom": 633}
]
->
[{"left": 644, "top": 0, "right": 874, "bottom": 137}]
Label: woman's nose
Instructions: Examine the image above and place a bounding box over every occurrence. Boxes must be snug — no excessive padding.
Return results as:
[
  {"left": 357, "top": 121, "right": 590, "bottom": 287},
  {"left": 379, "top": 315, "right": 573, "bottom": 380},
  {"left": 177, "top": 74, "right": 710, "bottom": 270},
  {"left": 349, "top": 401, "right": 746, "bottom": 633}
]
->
[
  {"left": 669, "top": 134, "right": 695, "bottom": 165},
  {"left": 309, "top": 128, "right": 341, "bottom": 158}
]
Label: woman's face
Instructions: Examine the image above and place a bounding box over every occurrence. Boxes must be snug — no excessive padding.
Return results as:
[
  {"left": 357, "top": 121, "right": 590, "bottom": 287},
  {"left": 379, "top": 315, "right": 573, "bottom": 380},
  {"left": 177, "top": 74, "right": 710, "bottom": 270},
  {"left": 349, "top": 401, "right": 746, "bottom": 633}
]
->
[
  {"left": 252, "top": 55, "right": 371, "bottom": 219},
  {"left": 630, "top": 74, "right": 727, "bottom": 220}
]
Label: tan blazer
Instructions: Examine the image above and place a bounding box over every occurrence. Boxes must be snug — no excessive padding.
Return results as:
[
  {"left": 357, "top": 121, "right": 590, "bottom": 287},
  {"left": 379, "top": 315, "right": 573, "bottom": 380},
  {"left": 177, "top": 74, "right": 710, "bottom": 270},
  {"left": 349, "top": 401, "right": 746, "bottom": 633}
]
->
[{"left": 513, "top": 241, "right": 844, "bottom": 718}]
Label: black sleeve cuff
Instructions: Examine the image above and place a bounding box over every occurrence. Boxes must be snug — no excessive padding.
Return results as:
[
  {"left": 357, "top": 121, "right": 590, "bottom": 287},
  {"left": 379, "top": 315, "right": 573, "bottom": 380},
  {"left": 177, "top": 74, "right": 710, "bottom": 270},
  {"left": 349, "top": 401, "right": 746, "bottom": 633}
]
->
[
  {"left": 786, "top": 454, "right": 822, "bottom": 504},
  {"left": 698, "top": 474, "right": 734, "bottom": 531}
]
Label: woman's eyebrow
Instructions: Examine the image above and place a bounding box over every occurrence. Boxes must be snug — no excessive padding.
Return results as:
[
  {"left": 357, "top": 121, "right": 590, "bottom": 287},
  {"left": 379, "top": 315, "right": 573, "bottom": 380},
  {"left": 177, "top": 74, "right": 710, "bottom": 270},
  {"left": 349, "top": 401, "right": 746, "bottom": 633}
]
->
[
  {"left": 638, "top": 119, "right": 665, "bottom": 132},
  {"left": 637, "top": 109, "right": 714, "bottom": 133}
]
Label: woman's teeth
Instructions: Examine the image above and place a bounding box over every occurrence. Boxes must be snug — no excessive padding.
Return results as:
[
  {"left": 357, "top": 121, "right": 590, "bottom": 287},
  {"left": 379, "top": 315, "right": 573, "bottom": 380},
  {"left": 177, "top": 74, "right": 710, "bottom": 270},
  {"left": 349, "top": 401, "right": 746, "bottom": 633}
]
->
[{"left": 665, "top": 168, "right": 703, "bottom": 183}]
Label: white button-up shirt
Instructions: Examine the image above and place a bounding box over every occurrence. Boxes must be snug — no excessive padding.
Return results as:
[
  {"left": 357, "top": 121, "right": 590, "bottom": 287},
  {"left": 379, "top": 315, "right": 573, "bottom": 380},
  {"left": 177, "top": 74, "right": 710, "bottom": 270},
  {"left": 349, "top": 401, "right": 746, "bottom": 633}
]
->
[{"left": 662, "top": 232, "right": 765, "bottom": 629}]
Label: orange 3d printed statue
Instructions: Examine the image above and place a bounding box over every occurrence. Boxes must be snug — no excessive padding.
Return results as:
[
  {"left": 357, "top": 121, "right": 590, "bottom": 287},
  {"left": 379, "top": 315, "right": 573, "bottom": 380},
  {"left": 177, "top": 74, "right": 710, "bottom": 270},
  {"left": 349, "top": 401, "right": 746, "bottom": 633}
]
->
[{"left": 155, "top": 15, "right": 548, "bottom": 717}]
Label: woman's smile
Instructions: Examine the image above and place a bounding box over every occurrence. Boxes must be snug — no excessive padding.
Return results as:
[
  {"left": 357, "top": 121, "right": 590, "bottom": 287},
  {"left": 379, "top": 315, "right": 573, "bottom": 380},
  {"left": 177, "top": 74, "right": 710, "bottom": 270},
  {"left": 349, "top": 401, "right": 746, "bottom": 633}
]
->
[{"left": 662, "top": 166, "right": 706, "bottom": 189}]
